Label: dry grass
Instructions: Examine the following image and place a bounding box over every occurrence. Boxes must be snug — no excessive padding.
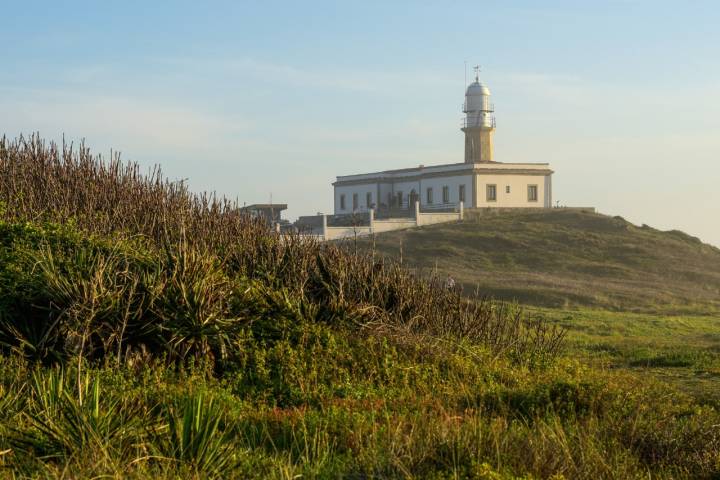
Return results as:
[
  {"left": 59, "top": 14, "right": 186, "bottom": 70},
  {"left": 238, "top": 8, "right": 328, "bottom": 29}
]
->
[
  {"left": 360, "top": 209, "right": 720, "bottom": 313},
  {"left": 2, "top": 134, "right": 719, "bottom": 478},
  {"left": 0, "top": 133, "right": 564, "bottom": 365}
]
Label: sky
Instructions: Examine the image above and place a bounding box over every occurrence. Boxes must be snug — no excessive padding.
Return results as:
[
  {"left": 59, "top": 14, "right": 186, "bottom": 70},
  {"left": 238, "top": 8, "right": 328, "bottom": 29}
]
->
[{"left": 1, "top": 0, "right": 719, "bottom": 246}]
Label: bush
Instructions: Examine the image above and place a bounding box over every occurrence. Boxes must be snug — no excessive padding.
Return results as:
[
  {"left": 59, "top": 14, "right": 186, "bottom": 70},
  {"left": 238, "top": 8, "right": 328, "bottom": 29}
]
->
[
  {"left": 8, "top": 135, "right": 717, "bottom": 478},
  {"left": 0, "top": 135, "right": 565, "bottom": 368}
]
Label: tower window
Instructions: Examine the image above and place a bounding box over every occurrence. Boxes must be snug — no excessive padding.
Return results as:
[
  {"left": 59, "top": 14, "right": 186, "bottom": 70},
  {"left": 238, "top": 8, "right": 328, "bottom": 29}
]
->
[
  {"left": 459, "top": 184, "right": 466, "bottom": 203},
  {"left": 340, "top": 194, "right": 346, "bottom": 210},
  {"left": 506, "top": 185, "right": 511, "bottom": 194},
  {"left": 442, "top": 186, "right": 449, "bottom": 204},
  {"left": 486, "top": 184, "right": 497, "bottom": 202},
  {"left": 528, "top": 185, "right": 538, "bottom": 202},
  {"left": 366, "top": 192, "right": 372, "bottom": 209},
  {"left": 352, "top": 193, "right": 359, "bottom": 211},
  {"left": 427, "top": 187, "right": 433, "bottom": 205}
]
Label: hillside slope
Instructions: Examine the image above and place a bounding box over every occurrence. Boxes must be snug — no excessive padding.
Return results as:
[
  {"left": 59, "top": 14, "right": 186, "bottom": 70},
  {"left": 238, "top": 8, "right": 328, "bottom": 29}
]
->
[
  {"left": 2, "top": 137, "right": 720, "bottom": 478},
  {"left": 362, "top": 209, "right": 720, "bottom": 313}
]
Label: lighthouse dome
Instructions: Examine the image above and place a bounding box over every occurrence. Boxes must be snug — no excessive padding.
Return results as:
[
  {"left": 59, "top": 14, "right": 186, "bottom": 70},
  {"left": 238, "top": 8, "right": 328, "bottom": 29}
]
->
[
  {"left": 464, "top": 79, "right": 492, "bottom": 114},
  {"left": 465, "top": 81, "right": 490, "bottom": 97}
]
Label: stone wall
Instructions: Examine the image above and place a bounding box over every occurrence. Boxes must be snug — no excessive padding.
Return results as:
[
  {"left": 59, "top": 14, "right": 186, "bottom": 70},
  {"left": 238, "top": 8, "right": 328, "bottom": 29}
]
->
[
  {"left": 323, "top": 226, "right": 373, "bottom": 241},
  {"left": 372, "top": 219, "right": 417, "bottom": 233},
  {"left": 297, "top": 202, "right": 464, "bottom": 241}
]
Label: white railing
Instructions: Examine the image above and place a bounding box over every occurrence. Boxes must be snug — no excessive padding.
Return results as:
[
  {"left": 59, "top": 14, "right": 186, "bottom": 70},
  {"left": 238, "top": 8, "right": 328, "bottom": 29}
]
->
[
  {"left": 297, "top": 202, "right": 464, "bottom": 241},
  {"left": 461, "top": 116, "right": 496, "bottom": 129},
  {"left": 419, "top": 202, "right": 463, "bottom": 212}
]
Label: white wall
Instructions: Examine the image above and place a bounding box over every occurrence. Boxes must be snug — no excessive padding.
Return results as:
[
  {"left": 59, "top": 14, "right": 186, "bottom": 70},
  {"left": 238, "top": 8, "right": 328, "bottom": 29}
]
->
[
  {"left": 391, "top": 180, "right": 421, "bottom": 208},
  {"left": 417, "top": 211, "right": 462, "bottom": 226},
  {"left": 372, "top": 219, "right": 417, "bottom": 233},
  {"left": 322, "top": 213, "right": 461, "bottom": 239},
  {"left": 324, "top": 226, "right": 373, "bottom": 240},
  {"left": 416, "top": 174, "right": 472, "bottom": 208},
  {"left": 544, "top": 175, "right": 553, "bottom": 207},
  {"left": 375, "top": 175, "right": 472, "bottom": 209},
  {"left": 334, "top": 182, "right": 377, "bottom": 214},
  {"left": 378, "top": 182, "right": 394, "bottom": 209},
  {"left": 333, "top": 172, "right": 552, "bottom": 212},
  {"left": 474, "top": 174, "right": 551, "bottom": 208}
]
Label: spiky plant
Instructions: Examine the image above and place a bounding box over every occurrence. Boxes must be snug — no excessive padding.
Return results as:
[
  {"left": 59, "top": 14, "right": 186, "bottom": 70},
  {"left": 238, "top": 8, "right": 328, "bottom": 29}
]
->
[
  {"left": 0, "top": 134, "right": 567, "bottom": 366},
  {"left": 148, "top": 240, "right": 246, "bottom": 361},
  {"left": 8, "top": 369, "right": 149, "bottom": 473},
  {"left": 32, "top": 242, "right": 151, "bottom": 359},
  {"left": 154, "top": 393, "right": 238, "bottom": 478}
]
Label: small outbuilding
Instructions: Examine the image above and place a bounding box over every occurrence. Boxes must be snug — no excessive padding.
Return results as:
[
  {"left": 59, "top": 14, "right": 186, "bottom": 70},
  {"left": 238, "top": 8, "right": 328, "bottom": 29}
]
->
[{"left": 240, "top": 203, "right": 288, "bottom": 224}]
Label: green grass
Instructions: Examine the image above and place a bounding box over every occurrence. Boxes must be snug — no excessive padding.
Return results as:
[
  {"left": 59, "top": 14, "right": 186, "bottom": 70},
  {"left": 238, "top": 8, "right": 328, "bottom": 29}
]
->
[
  {"left": 2, "top": 320, "right": 719, "bottom": 479},
  {"left": 0, "top": 219, "right": 718, "bottom": 478},
  {"left": 352, "top": 208, "right": 720, "bottom": 475},
  {"left": 361, "top": 209, "right": 720, "bottom": 314},
  {"left": 533, "top": 307, "right": 720, "bottom": 407},
  {"left": 2, "top": 136, "right": 720, "bottom": 478}
]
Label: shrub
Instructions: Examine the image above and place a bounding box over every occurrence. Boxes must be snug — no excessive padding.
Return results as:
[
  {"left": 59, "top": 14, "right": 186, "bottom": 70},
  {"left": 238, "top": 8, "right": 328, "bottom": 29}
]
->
[
  {"left": 0, "top": 134, "right": 566, "bottom": 366},
  {"left": 153, "top": 393, "right": 238, "bottom": 478},
  {"left": 0, "top": 134, "right": 591, "bottom": 477},
  {"left": 7, "top": 369, "right": 148, "bottom": 474},
  {"left": 147, "top": 241, "right": 246, "bottom": 362}
]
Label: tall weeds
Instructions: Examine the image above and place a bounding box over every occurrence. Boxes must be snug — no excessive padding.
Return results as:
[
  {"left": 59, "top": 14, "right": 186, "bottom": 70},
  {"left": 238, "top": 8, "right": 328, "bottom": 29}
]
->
[
  {"left": 0, "top": 134, "right": 565, "bottom": 365},
  {"left": 0, "top": 134, "right": 255, "bottom": 249},
  {"left": 3, "top": 136, "right": 720, "bottom": 478}
]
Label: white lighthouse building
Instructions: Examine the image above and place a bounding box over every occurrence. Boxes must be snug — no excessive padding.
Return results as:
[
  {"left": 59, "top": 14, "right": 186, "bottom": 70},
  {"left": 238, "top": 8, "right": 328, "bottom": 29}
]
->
[{"left": 332, "top": 68, "right": 553, "bottom": 214}]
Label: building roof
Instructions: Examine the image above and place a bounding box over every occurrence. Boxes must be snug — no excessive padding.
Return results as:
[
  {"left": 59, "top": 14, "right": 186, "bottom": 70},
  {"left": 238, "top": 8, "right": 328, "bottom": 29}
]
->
[
  {"left": 241, "top": 203, "right": 288, "bottom": 212},
  {"left": 333, "top": 161, "right": 552, "bottom": 186},
  {"left": 466, "top": 81, "right": 491, "bottom": 96}
]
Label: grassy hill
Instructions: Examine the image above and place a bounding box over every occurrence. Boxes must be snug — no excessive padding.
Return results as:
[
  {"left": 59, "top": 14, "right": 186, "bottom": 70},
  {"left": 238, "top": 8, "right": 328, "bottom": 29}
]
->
[
  {"left": 1, "top": 136, "right": 720, "bottom": 478},
  {"left": 361, "top": 209, "right": 720, "bottom": 313}
]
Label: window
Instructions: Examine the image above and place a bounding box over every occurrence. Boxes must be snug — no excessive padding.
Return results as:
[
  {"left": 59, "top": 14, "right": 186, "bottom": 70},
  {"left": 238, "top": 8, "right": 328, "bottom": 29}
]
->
[
  {"left": 459, "top": 184, "right": 466, "bottom": 203},
  {"left": 528, "top": 185, "right": 538, "bottom": 202},
  {"left": 506, "top": 185, "right": 511, "bottom": 194},
  {"left": 340, "top": 194, "right": 346, "bottom": 210},
  {"left": 352, "top": 193, "right": 359, "bottom": 211},
  {"left": 426, "top": 187, "right": 433, "bottom": 204},
  {"left": 366, "top": 192, "right": 372, "bottom": 209},
  {"left": 396, "top": 191, "right": 403, "bottom": 207},
  {"left": 442, "top": 186, "right": 450, "bottom": 204},
  {"left": 486, "top": 184, "right": 497, "bottom": 202}
]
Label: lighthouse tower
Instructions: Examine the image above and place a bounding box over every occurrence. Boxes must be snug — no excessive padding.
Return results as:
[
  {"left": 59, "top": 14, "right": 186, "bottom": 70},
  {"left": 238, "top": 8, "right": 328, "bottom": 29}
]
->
[
  {"left": 332, "top": 64, "right": 554, "bottom": 215},
  {"left": 462, "top": 66, "right": 495, "bottom": 163}
]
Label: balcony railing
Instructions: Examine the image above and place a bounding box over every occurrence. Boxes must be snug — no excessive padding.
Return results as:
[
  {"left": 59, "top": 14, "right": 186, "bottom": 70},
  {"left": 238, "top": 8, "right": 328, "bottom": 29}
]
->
[
  {"left": 461, "top": 116, "right": 496, "bottom": 129},
  {"left": 419, "top": 202, "right": 463, "bottom": 213}
]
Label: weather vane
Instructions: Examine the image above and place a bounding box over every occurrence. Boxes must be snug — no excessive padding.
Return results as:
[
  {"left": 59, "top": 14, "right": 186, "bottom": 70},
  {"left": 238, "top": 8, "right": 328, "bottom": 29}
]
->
[{"left": 473, "top": 65, "right": 480, "bottom": 81}]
